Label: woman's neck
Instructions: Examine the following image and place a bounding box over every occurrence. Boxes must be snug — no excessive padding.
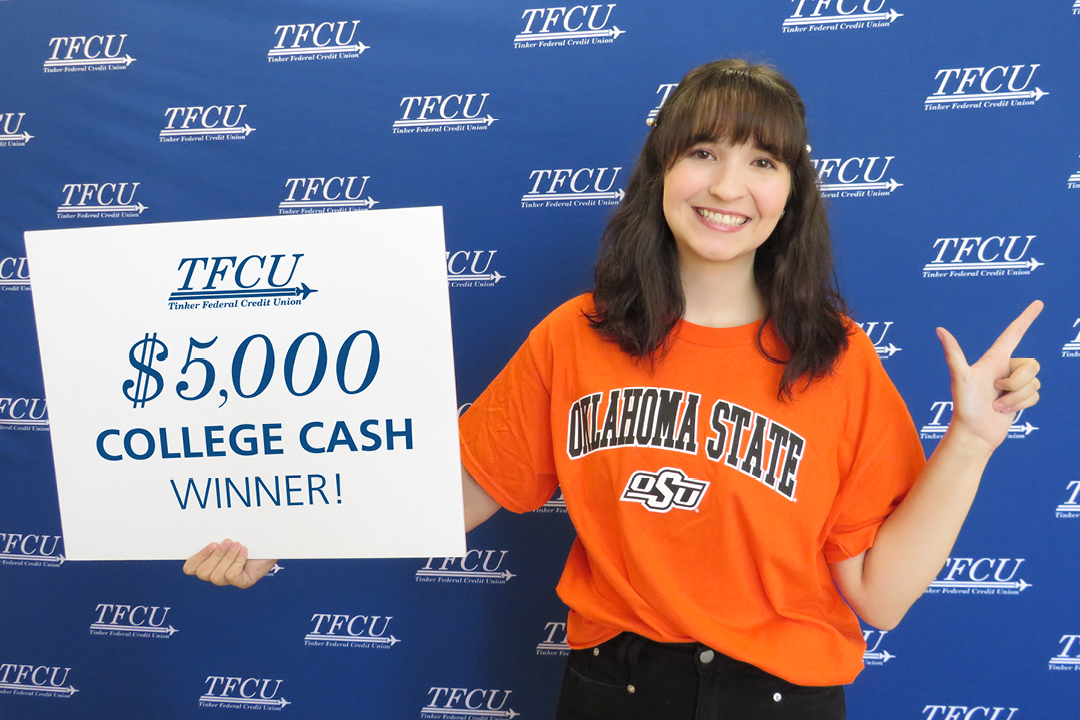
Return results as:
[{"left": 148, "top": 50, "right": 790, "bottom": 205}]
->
[{"left": 679, "top": 256, "right": 765, "bottom": 329}]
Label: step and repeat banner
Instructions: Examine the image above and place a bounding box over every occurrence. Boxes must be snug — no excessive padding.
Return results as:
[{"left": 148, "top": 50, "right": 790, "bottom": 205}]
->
[{"left": 1, "top": 1, "right": 1078, "bottom": 718}]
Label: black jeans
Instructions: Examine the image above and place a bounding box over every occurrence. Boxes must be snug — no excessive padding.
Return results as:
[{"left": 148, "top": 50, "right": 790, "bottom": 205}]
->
[{"left": 555, "top": 633, "right": 845, "bottom": 720}]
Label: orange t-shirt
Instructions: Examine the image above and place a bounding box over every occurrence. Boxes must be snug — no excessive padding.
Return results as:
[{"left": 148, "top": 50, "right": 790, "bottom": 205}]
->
[{"left": 459, "top": 295, "right": 925, "bottom": 686}]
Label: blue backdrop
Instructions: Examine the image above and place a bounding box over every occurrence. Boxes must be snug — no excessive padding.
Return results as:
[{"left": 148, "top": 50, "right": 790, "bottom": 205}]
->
[{"left": 1, "top": 1, "right": 1078, "bottom": 718}]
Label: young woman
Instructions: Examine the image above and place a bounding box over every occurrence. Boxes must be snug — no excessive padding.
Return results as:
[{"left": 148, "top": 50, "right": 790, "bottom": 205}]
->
[{"left": 186, "top": 60, "right": 1042, "bottom": 719}]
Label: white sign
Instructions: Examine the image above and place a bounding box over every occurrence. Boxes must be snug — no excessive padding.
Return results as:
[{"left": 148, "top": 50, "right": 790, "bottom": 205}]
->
[{"left": 26, "top": 208, "right": 466, "bottom": 561}]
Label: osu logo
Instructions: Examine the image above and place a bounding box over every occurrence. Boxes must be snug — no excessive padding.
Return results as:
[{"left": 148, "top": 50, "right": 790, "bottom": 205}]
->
[{"left": 621, "top": 468, "right": 708, "bottom": 513}]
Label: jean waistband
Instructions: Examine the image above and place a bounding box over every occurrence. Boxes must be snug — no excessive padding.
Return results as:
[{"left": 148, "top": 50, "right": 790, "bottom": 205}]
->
[{"left": 595, "top": 632, "right": 762, "bottom": 676}]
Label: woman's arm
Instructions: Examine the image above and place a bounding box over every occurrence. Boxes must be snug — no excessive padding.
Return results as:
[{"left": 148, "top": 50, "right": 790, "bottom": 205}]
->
[
  {"left": 830, "top": 301, "right": 1042, "bottom": 630},
  {"left": 183, "top": 463, "right": 505, "bottom": 588}
]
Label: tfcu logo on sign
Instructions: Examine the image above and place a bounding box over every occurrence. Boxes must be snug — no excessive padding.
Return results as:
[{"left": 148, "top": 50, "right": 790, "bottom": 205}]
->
[
  {"left": 0, "top": 257, "right": 30, "bottom": 292},
  {"left": 522, "top": 167, "right": 624, "bottom": 208},
  {"left": 811, "top": 155, "right": 901, "bottom": 197},
  {"left": 0, "top": 532, "right": 63, "bottom": 567},
  {"left": 1055, "top": 480, "right": 1080, "bottom": 518},
  {"left": 58, "top": 182, "right": 146, "bottom": 219},
  {"left": 268, "top": 21, "right": 368, "bottom": 62},
  {"left": 0, "top": 113, "right": 32, "bottom": 146},
  {"left": 538, "top": 488, "right": 568, "bottom": 513},
  {"left": 537, "top": 621, "right": 570, "bottom": 656},
  {"left": 200, "top": 677, "right": 289, "bottom": 710},
  {"left": 0, "top": 398, "right": 49, "bottom": 432},
  {"left": 393, "top": 94, "right": 497, "bottom": 134},
  {"left": 782, "top": 0, "right": 903, "bottom": 33},
  {"left": 647, "top": 83, "right": 678, "bottom": 124},
  {"left": 423, "top": 688, "right": 516, "bottom": 720},
  {"left": 304, "top": 613, "right": 399, "bottom": 649},
  {"left": 514, "top": 5, "right": 624, "bottom": 48},
  {"left": 855, "top": 321, "right": 901, "bottom": 359},
  {"left": 415, "top": 551, "right": 516, "bottom": 585},
  {"left": 160, "top": 105, "right": 254, "bottom": 142},
  {"left": 1069, "top": 154, "right": 1080, "bottom": 190},
  {"left": 863, "top": 629, "right": 893, "bottom": 665},
  {"left": 922, "top": 234, "right": 1041, "bottom": 278},
  {"left": 923, "top": 707, "right": 1017, "bottom": 720},
  {"left": 925, "top": 64, "right": 1046, "bottom": 110},
  {"left": 926, "top": 557, "right": 1030, "bottom": 595},
  {"left": 90, "top": 604, "right": 176, "bottom": 639},
  {"left": 278, "top": 176, "right": 377, "bottom": 214},
  {"left": 920, "top": 402, "right": 1036, "bottom": 440},
  {"left": 0, "top": 664, "right": 77, "bottom": 699},
  {"left": 1049, "top": 634, "right": 1080, "bottom": 670},
  {"left": 44, "top": 34, "right": 134, "bottom": 73},
  {"left": 1063, "top": 320, "right": 1080, "bottom": 358},
  {"left": 447, "top": 250, "right": 504, "bottom": 287},
  {"left": 168, "top": 253, "right": 314, "bottom": 311}
]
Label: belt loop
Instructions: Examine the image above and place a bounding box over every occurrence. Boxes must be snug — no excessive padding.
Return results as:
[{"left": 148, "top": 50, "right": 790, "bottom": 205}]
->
[{"left": 614, "top": 633, "right": 645, "bottom": 666}]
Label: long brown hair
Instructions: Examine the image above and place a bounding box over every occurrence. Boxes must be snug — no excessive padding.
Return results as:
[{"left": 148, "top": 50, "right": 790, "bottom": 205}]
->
[{"left": 588, "top": 59, "right": 849, "bottom": 400}]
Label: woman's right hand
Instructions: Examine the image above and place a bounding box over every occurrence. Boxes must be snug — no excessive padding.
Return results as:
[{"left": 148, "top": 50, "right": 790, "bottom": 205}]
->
[{"left": 183, "top": 539, "right": 278, "bottom": 589}]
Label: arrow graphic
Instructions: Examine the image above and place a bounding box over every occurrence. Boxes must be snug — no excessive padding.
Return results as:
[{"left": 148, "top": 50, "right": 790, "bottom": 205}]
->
[
  {"left": 929, "top": 579, "right": 1031, "bottom": 591},
  {"left": 393, "top": 115, "right": 498, "bottom": 128},
  {"left": 820, "top": 179, "right": 902, "bottom": 193},
  {"left": 304, "top": 634, "right": 400, "bottom": 645},
  {"left": 515, "top": 26, "right": 624, "bottom": 42},
  {"left": 875, "top": 344, "right": 901, "bottom": 357},
  {"left": 423, "top": 709, "right": 519, "bottom": 719},
  {"left": 415, "top": 569, "right": 515, "bottom": 581},
  {"left": 0, "top": 132, "right": 33, "bottom": 142},
  {"left": 160, "top": 125, "right": 255, "bottom": 137},
  {"left": 922, "top": 258, "right": 1042, "bottom": 273},
  {"left": 0, "top": 683, "right": 78, "bottom": 696},
  {"left": 448, "top": 272, "right": 505, "bottom": 283},
  {"left": 864, "top": 650, "right": 895, "bottom": 663},
  {"left": 522, "top": 189, "right": 624, "bottom": 202},
  {"left": 278, "top": 197, "right": 379, "bottom": 210},
  {"left": 169, "top": 283, "right": 317, "bottom": 302},
  {"left": 783, "top": 9, "right": 902, "bottom": 26},
  {"left": 57, "top": 203, "right": 147, "bottom": 215},
  {"left": 267, "top": 42, "right": 368, "bottom": 57},
  {"left": 44, "top": 55, "right": 135, "bottom": 68},
  {"left": 90, "top": 623, "right": 178, "bottom": 635},
  {"left": 925, "top": 88, "right": 1047, "bottom": 105},
  {"left": 200, "top": 696, "right": 291, "bottom": 708}
]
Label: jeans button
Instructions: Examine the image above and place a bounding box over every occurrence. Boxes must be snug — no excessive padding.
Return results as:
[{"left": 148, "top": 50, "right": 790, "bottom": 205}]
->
[
  {"left": 698, "top": 649, "right": 715, "bottom": 664},
  {"left": 773, "top": 692, "right": 782, "bottom": 702},
  {"left": 593, "top": 648, "right": 600, "bottom": 656},
  {"left": 627, "top": 685, "right": 636, "bottom": 694}
]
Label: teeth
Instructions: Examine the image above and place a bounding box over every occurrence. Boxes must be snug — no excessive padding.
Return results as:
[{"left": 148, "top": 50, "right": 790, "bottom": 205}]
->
[{"left": 697, "top": 208, "right": 748, "bottom": 226}]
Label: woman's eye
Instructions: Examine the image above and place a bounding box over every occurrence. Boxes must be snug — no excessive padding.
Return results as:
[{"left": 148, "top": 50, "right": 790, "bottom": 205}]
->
[
  {"left": 753, "top": 157, "right": 778, "bottom": 169},
  {"left": 691, "top": 149, "right": 713, "bottom": 160}
]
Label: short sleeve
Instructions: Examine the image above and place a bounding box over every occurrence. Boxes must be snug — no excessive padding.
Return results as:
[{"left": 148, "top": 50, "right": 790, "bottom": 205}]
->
[
  {"left": 823, "top": 329, "right": 926, "bottom": 563},
  {"left": 458, "top": 317, "right": 560, "bottom": 514}
]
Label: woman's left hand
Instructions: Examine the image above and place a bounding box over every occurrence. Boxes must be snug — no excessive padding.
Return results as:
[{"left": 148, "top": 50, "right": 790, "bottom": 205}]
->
[{"left": 937, "top": 300, "right": 1043, "bottom": 453}]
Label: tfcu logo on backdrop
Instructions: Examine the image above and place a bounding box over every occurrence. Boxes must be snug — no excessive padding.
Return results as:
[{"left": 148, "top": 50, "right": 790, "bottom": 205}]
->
[
  {"left": 1062, "top": 320, "right": 1080, "bottom": 358},
  {"left": 1074, "top": 0, "right": 1080, "bottom": 16},
  {"left": 537, "top": 488, "right": 568, "bottom": 513},
  {"left": 925, "top": 64, "right": 1046, "bottom": 111},
  {"left": 925, "top": 557, "right": 1030, "bottom": 595},
  {"left": 168, "top": 253, "right": 314, "bottom": 311},
  {"left": 922, "top": 234, "right": 1041, "bottom": 278},
  {"left": 537, "top": 621, "right": 570, "bottom": 656},
  {"left": 160, "top": 105, "right": 254, "bottom": 142},
  {"left": 447, "top": 250, "right": 504, "bottom": 288},
  {"left": 0, "top": 532, "right": 63, "bottom": 567},
  {"left": 863, "top": 629, "right": 893, "bottom": 665},
  {"left": 393, "top": 94, "right": 497, "bottom": 134},
  {"left": 514, "top": 5, "right": 624, "bottom": 48},
  {"left": 1049, "top": 634, "right": 1080, "bottom": 670},
  {"left": 57, "top": 182, "right": 146, "bottom": 219},
  {"left": 0, "top": 664, "right": 77, "bottom": 699},
  {"left": 422, "top": 688, "right": 516, "bottom": 720},
  {"left": 268, "top": 21, "right": 368, "bottom": 62},
  {"left": 1056, "top": 480, "right": 1080, "bottom": 518},
  {"left": 782, "top": 0, "right": 903, "bottom": 33},
  {"left": 90, "top": 603, "right": 176, "bottom": 639},
  {"left": 415, "top": 551, "right": 516, "bottom": 585},
  {"left": 0, "top": 257, "right": 30, "bottom": 292},
  {"left": 0, "top": 112, "right": 32, "bottom": 147},
  {"left": 647, "top": 83, "right": 678, "bottom": 123},
  {"left": 0, "top": 398, "right": 49, "bottom": 432},
  {"left": 855, "top": 321, "right": 901, "bottom": 359},
  {"left": 922, "top": 707, "right": 1017, "bottom": 720},
  {"left": 304, "top": 613, "right": 399, "bottom": 649},
  {"left": 278, "top": 176, "right": 377, "bottom": 214},
  {"left": 201, "top": 676, "right": 289, "bottom": 710},
  {"left": 812, "top": 155, "right": 902, "bottom": 198},
  {"left": 920, "top": 401, "right": 1036, "bottom": 440},
  {"left": 44, "top": 34, "right": 134, "bottom": 73},
  {"left": 522, "top": 166, "right": 624, "bottom": 208}
]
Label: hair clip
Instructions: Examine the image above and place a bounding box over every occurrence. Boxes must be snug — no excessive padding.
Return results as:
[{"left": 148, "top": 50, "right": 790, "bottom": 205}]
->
[
  {"left": 646, "top": 116, "right": 658, "bottom": 127},
  {"left": 806, "top": 144, "right": 812, "bottom": 153}
]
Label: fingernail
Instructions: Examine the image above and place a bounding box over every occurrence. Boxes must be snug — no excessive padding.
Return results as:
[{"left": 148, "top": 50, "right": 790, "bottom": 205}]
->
[{"left": 221, "top": 540, "right": 232, "bottom": 551}]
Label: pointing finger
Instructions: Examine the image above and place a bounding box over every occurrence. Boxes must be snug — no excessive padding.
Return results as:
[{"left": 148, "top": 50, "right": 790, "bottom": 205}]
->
[{"left": 986, "top": 300, "right": 1043, "bottom": 358}]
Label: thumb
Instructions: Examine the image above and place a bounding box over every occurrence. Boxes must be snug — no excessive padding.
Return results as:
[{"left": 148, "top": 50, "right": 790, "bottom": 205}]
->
[{"left": 936, "top": 327, "right": 969, "bottom": 375}]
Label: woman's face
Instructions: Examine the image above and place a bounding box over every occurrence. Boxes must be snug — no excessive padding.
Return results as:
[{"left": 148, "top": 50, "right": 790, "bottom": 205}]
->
[{"left": 662, "top": 139, "right": 791, "bottom": 277}]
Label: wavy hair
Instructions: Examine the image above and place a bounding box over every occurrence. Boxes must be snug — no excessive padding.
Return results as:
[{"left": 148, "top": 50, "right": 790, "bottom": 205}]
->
[{"left": 587, "top": 59, "right": 849, "bottom": 399}]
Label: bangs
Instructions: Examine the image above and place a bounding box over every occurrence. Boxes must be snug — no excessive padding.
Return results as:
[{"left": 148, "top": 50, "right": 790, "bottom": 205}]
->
[{"left": 656, "top": 66, "right": 806, "bottom": 169}]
